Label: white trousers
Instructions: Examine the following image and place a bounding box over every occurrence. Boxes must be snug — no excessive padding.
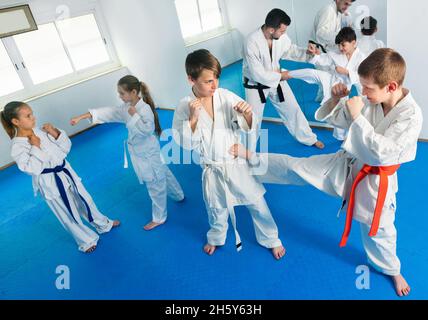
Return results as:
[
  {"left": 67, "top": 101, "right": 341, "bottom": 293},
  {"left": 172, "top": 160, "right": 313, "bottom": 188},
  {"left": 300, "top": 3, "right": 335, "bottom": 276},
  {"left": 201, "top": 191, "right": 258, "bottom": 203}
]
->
[
  {"left": 253, "top": 152, "right": 400, "bottom": 276},
  {"left": 145, "top": 167, "right": 184, "bottom": 223},
  {"left": 205, "top": 196, "right": 282, "bottom": 249},
  {"left": 245, "top": 80, "right": 318, "bottom": 150},
  {"left": 46, "top": 184, "right": 113, "bottom": 252},
  {"left": 359, "top": 208, "right": 400, "bottom": 276},
  {"left": 290, "top": 69, "right": 348, "bottom": 141}
]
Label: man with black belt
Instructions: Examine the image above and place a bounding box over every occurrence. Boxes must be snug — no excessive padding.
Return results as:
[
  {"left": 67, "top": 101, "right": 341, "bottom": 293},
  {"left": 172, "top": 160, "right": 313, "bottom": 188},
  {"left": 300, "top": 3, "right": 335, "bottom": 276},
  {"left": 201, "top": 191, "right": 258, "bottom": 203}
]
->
[{"left": 243, "top": 8, "right": 324, "bottom": 150}]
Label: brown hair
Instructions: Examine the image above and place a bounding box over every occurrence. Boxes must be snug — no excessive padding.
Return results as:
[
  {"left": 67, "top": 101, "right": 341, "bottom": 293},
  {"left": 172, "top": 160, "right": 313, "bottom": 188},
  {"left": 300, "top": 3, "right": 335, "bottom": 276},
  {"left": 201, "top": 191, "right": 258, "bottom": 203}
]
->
[
  {"left": 358, "top": 48, "right": 406, "bottom": 87},
  {"left": 185, "top": 49, "right": 222, "bottom": 80},
  {"left": 118, "top": 75, "right": 162, "bottom": 136},
  {"left": 1, "top": 101, "right": 26, "bottom": 139}
]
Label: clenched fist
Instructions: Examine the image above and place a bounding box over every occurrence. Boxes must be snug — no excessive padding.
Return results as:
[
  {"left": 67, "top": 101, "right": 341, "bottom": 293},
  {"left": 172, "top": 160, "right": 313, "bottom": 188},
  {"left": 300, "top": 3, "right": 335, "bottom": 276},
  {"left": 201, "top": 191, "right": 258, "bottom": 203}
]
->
[
  {"left": 346, "top": 96, "right": 365, "bottom": 120},
  {"left": 28, "top": 134, "right": 41, "bottom": 148},
  {"left": 233, "top": 101, "right": 252, "bottom": 116},
  {"left": 331, "top": 83, "right": 350, "bottom": 101}
]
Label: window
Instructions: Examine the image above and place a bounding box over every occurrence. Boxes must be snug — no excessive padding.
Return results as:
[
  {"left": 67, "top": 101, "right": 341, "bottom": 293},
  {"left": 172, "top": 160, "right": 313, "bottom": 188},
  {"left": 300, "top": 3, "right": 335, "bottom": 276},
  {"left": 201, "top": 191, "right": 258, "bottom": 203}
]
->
[
  {"left": 14, "top": 23, "right": 74, "bottom": 84},
  {"left": 0, "top": 41, "right": 24, "bottom": 97},
  {"left": 175, "top": 0, "right": 226, "bottom": 45},
  {"left": 0, "top": 9, "right": 119, "bottom": 103},
  {"left": 56, "top": 14, "right": 110, "bottom": 71}
]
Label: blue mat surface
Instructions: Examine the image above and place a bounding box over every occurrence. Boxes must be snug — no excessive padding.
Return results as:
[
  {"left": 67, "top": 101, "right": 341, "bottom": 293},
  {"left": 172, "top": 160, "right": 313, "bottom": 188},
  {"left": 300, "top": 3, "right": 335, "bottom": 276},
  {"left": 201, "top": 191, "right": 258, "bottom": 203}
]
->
[{"left": 1, "top": 61, "right": 427, "bottom": 300}]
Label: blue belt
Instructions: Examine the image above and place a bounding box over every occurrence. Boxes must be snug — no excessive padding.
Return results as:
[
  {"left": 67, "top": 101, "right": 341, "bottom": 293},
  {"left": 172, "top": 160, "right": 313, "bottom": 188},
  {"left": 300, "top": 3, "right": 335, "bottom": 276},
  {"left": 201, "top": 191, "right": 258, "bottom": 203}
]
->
[{"left": 41, "top": 160, "right": 93, "bottom": 223}]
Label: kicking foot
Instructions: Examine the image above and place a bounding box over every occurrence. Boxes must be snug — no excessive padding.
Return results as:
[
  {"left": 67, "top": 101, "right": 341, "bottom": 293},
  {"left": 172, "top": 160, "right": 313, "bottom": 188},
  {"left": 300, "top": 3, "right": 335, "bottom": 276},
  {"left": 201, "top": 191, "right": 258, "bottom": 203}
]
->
[
  {"left": 143, "top": 221, "right": 164, "bottom": 231},
  {"left": 271, "top": 246, "right": 286, "bottom": 260},
  {"left": 313, "top": 140, "right": 325, "bottom": 149},
  {"left": 204, "top": 243, "right": 217, "bottom": 256},
  {"left": 85, "top": 245, "right": 97, "bottom": 253},
  {"left": 392, "top": 274, "right": 411, "bottom": 297},
  {"left": 112, "top": 220, "right": 121, "bottom": 228}
]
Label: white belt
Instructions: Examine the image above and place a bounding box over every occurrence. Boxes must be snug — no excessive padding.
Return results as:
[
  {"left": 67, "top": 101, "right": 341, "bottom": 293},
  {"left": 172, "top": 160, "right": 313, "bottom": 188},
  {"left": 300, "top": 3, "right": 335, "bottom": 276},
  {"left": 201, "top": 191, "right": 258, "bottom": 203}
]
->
[{"left": 202, "top": 162, "right": 242, "bottom": 252}]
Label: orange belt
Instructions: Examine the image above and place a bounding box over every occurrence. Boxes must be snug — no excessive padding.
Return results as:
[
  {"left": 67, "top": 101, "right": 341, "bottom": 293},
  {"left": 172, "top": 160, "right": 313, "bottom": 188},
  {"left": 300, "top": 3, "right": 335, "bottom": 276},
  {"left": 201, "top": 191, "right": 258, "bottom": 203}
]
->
[{"left": 339, "top": 164, "right": 400, "bottom": 247}]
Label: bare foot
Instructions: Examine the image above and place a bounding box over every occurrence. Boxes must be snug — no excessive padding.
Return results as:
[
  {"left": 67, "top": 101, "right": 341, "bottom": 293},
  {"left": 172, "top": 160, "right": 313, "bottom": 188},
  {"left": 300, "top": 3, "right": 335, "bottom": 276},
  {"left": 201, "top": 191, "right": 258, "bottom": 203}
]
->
[
  {"left": 271, "top": 246, "right": 286, "bottom": 260},
  {"left": 112, "top": 220, "right": 121, "bottom": 228},
  {"left": 204, "top": 243, "right": 216, "bottom": 255},
  {"left": 143, "top": 221, "right": 164, "bottom": 231},
  {"left": 85, "top": 245, "right": 97, "bottom": 253},
  {"left": 392, "top": 274, "right": 411, "bottom": 297},
  {"left": 313, "top": 140, "right": 325, "bottom": 149}
]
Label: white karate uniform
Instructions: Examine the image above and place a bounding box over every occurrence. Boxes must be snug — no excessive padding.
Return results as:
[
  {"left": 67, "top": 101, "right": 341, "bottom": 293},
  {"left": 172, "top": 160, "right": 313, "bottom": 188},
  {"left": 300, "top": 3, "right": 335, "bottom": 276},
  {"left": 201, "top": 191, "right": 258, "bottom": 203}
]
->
[
  {"left": 243, "top": 27, "right": 318, "bottom": 149},
  {"left": 173, "top": 88, "right": 282, "bottom": 249},
  {"left": 312, "top": 1, "right": 352, "bottom": 52},
  {"left": 290, "top": 48, "right": 367, "bottom": 140},
  {"left": 358, "top": 35, "right": 385, "bottom": 56},
  {"left": 250, "top": 91, "right": 423, "bottom": 275},
  {"left": 11, "top": 128, "right": 114, "bottom": 252},
  {"left": 89, "top": 99, "right": 184, "bottom": 224}
]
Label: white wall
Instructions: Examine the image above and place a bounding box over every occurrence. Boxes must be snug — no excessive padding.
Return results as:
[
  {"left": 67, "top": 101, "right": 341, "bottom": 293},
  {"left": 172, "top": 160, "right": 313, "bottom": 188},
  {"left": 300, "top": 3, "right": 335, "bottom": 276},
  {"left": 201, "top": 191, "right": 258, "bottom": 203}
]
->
[
  {"left": 99, "top": 0, "right": 190, "bottom": 109},
  {"left": 225, "top": 0, "right": 296, "bottom": 45},
  {"left": 0, "top": 68, "right": 129, "bottom": 167},
  {"left": 388, "top": 0, "right": 427, "bottom": 139}
]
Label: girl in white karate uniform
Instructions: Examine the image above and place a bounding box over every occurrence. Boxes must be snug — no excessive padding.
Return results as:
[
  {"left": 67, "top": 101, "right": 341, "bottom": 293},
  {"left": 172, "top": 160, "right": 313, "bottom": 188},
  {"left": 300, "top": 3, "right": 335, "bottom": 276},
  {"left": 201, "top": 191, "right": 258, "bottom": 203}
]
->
[
  {"left": 71, "top": 75, "right": 184, "bottom": 231},
  {"left": 1, "top": 102, "right": 120, "bottom": 253},
  {"left": 290, "top": 27, "right": 367, "bottom": 140}
]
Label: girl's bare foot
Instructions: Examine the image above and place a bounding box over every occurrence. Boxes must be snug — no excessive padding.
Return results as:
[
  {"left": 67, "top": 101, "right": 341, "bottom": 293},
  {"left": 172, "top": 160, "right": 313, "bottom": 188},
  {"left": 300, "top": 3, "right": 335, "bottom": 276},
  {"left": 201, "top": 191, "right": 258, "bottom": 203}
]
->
[
  {"left": 204, "top": 243, "right": 216, "bottom": 255},
  {"left": 392, "top": 274, "right": 411, "bottom": 297},
  {"left": 271, "top": 246, "right": 286, "bottom": 260},
  {"left": 85, "top": 245, "right": 97, "bottom": 253},
  {"left": 143, "top": 221, "right": 164, "bottom": 231},
  {"left": 313, "top": 141, "right": 325, "bottom": 149},
  {"left": 112, "top": 220, "right": 121, "bottom": 228}
]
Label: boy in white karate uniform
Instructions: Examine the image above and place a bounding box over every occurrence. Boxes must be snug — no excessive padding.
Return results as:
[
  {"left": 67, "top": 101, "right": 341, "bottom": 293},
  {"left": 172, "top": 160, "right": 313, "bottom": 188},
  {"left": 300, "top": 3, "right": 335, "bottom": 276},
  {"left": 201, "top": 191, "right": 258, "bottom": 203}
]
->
[
  {"left": 1, "top": 102, "right": 120, "bottom": 253},
  {"left": 243, "top": 8, "right": 324, "bottom": 150},
  {"left": 173, "top": 49, "right": 285, "bottom": 259},
  {"left": 71, "top": 76, "right": 184, "bottom": 231},
  {"left": 230, "top": 49, "right": 422, "bottom": 296},
  {"left": 358, "top": 16, "right": 385, "bottom": 56},
  {"left": 312, "top": 0, "right": 356, "bottom": 52},
  {"left": 290, "top": 27, "right": 367, "bottom": 140}
]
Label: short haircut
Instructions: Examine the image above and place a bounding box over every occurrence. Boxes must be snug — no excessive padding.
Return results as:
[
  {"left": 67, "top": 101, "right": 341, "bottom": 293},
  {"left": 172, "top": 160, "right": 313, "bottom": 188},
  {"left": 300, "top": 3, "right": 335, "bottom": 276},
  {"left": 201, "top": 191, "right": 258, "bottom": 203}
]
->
[
  {"left": 361, "top": 16, "right": 378, "bottom": 36},
  {"left": 185, "top": 49, "right": 222, "bottom": 80},
  {"left": 335, "top": 27, "right": 357, "bottom": 44},
  {"left": 358, "top": 48, "right": 406, "bottom": 87},
  {"left": 265, "top": 8, "right": 291, "bottom": 29}
]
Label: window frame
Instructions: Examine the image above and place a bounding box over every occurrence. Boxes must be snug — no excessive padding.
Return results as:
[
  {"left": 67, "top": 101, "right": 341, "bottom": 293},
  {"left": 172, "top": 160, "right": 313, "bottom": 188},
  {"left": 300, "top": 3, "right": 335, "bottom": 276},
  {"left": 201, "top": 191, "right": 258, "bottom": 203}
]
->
[{"left": 0, "top": 3, "right": 120, "bottom": 106}]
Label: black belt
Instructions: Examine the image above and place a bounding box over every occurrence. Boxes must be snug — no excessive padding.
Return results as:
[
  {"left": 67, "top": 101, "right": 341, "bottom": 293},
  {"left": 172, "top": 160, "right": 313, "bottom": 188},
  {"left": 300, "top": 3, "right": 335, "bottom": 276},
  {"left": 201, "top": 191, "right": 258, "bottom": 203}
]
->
[
  {"left": 309, "top": 40, "right": 327, "bottom": 53},
  {"left": 243, "top": 77, "right": 285, "bottom": 104}
]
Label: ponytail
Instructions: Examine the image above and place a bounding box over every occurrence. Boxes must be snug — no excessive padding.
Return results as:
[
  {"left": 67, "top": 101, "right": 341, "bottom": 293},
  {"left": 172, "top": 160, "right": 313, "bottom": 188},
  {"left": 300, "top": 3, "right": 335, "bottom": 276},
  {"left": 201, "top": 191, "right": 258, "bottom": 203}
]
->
[
  {"left": 118, "top": 75, "right": 162, "bottom": 137},
  {"left": 1, "top": 101, "right": 25, "bottom": 139},
  {"left": 140, "top": 81, "right": 162, "bottom": 137}
]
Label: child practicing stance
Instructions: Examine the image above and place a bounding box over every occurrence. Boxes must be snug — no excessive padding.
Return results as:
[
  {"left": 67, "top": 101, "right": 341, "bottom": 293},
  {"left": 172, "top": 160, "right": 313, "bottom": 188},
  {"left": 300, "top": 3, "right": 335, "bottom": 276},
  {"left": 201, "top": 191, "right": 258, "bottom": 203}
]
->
[
  {"left": 173, "top": 49, "right": 285, "bottom": 259},
  {"left": 1, "top": 102, "right": 120, "bottom": 253},
  {"left": 71, "top": 75, "right": 184, "bottom": 231},
  {"left": 290, "top": 27, "right": 367, "bottom": 140},
  {"left": 230, "top": 49, "right": 423, "bottom": 296}
]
